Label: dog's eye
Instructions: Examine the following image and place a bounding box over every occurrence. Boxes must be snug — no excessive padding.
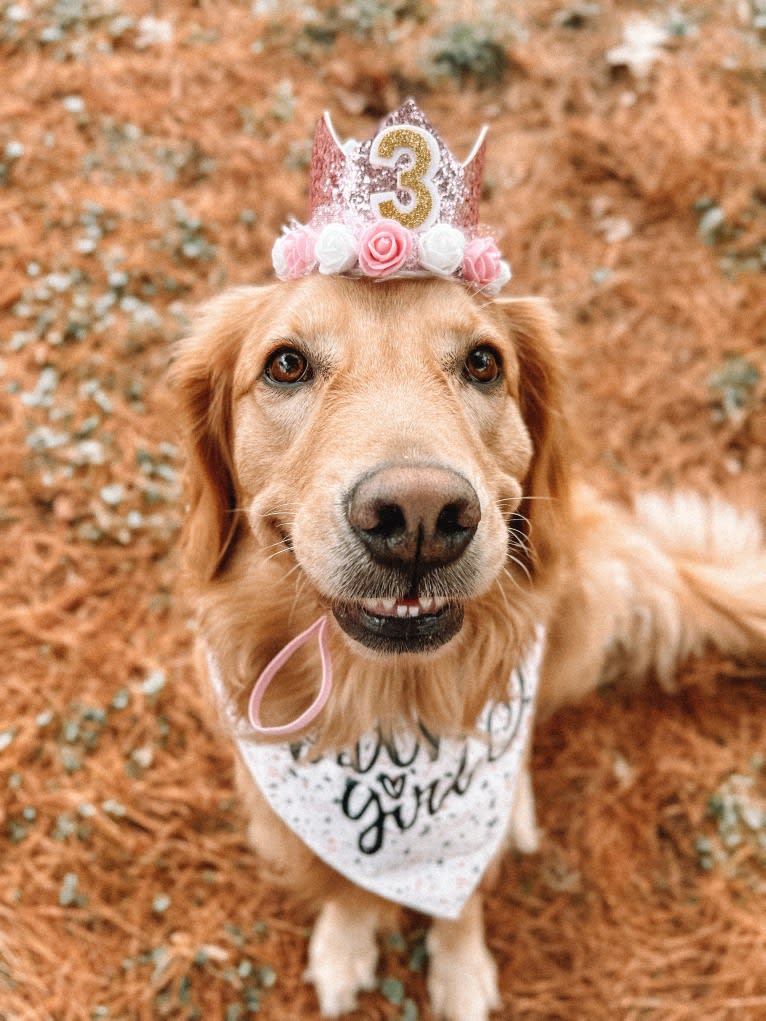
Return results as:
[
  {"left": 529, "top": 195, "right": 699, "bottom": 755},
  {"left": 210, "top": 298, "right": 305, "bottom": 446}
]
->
[
  {"left": 464, "top": 345, "right": 502, "bottom": 386},
  {"left": 264, "top": 347, "right": 312, "bottom": 386}
]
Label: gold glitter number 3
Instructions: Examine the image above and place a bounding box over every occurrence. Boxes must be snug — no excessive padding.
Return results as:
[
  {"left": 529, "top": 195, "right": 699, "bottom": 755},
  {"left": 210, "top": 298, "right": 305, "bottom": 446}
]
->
[{"left": 369, "top": 125, "right": 441, "bottom": 231}]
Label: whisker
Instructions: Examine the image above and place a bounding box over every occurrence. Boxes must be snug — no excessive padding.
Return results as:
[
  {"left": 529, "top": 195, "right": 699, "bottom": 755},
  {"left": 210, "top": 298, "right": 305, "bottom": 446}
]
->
[
  {"left": 224, "top": 506, "right": 254, "bottom": 519},
  {"left": 259, "top": 536, "right": 292, "bottom": 552},
  {"left": 228, "top": 505, "right": 299, "bottom": 519},
  {"left": 492, "top": 574, "right": 513, "bottom": 618},
  {"left": 508, "top": 511, "right": 532, "bottom": 532},
  {"left": 508, "top": 519, "right": 533, "bottom": 551},
  {"left": 495, "top": 498, "right": 523, "bottom": 508},
  {"left": 264, "top": 547, "right": 293, "bottom": 564},
  {"left": 501, "top": 556, "right": 532, "bottom": 589},
  {"left": 282, "top": 560, "right": 304, "bottom": 584},
  {"left": 507, "top": 534, "right": 529, "bottom": 558},
  {"left": 261, "top": 533, "right": 299, "bottom": 563}
]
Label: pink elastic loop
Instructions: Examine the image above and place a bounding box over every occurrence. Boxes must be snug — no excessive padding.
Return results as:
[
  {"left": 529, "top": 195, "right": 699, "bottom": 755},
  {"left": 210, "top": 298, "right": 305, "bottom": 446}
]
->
[{"left": 248, "top": 616, "right": 332, "bottom": 738}]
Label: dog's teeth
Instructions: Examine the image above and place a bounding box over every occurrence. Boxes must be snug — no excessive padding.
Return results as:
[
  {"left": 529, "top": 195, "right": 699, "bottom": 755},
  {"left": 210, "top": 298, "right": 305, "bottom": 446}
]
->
[{"left": 359, "top": 596, "right": 446, "bottom": 618}]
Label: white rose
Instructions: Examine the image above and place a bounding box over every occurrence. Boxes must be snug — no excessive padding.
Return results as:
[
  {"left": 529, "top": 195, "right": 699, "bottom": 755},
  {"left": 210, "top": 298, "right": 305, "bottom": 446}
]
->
[
  {"left": 272, "top": 234, "right": 288, "bottom": 279},
  {"left": 484, "top": 259, "right": 512, "bottom": 296},
  {"left": 315, "top": 223, "right": 358, "bottom": 275},
  {"left": 418, "top": 223, "right": 466, "bottom": 277}
]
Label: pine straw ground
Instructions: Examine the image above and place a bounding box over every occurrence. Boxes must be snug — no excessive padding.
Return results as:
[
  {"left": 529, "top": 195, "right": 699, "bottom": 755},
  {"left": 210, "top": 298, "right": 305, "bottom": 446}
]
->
[{"left": 1, "top": 2, "right": 765, "bottom": 1019}]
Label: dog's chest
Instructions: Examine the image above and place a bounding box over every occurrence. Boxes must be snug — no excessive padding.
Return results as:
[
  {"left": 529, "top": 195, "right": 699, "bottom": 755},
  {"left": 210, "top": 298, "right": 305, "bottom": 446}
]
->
[{"left": 215, "top": 633, "right": 543, "bottom": 919}]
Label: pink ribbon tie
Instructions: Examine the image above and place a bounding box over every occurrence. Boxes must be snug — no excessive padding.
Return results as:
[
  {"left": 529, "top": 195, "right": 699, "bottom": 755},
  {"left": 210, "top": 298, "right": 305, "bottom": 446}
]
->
[{"left": 248, "top": 616, "right": 333, "bottom": 738}]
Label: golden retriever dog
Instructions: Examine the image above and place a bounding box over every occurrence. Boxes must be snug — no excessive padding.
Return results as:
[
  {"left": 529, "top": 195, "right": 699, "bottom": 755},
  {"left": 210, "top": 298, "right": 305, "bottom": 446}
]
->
[{"left": 172, "top": 272, "right": 766, "bottom": 1021}]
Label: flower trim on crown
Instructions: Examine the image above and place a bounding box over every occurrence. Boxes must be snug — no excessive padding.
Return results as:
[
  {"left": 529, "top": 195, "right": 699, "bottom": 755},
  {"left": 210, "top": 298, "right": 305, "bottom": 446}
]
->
[
  {"left": 271, "top": 101, "right": 512, "bottom": 295},
  {"left": 272, "top": 213, "right": 511, "bottom": 294}
]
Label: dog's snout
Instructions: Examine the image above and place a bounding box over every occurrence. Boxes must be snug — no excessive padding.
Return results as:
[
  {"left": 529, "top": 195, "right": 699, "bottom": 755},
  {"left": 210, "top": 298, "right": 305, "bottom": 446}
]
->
[{"left": 347, "top": 465, "right": 480, "bottom": 568}]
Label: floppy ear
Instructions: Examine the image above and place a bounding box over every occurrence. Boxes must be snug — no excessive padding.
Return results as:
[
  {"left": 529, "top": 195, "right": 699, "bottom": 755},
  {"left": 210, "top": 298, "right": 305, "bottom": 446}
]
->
[
  {"left": 170, "top": 287, "right": 267, "bottom": 583},
  {"left": 494, "top": 297, "right": 573, "bottom": 578}
]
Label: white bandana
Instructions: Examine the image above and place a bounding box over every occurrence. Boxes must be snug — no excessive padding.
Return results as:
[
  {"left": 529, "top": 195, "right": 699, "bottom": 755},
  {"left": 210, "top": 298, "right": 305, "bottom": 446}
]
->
[{"left": 209, "top": 630, "right": 543, "bottom": 919}]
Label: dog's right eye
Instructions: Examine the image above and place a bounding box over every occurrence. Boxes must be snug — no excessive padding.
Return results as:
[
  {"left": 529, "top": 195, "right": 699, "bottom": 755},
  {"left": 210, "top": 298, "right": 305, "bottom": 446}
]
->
[{"left": 264, "top": 347, "right": 312, "bottom": 386}]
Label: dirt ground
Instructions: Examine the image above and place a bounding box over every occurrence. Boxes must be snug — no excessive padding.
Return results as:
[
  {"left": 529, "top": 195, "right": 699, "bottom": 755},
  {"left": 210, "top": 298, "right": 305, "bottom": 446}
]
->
[{"left": 1, "top": 1, "right": 765, "bottom": 1019}]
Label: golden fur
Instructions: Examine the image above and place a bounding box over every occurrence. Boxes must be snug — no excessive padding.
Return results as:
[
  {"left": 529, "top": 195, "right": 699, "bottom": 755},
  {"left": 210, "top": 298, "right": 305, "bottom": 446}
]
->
[{"left": 172, "top": 275, "right": 766, "bottom": 1020}]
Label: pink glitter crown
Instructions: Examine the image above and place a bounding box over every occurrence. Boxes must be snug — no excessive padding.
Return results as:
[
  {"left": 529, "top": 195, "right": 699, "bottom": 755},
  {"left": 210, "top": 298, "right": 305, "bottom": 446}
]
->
[{"left": 272, "top": 99, "right": 511, "bottom": 293}]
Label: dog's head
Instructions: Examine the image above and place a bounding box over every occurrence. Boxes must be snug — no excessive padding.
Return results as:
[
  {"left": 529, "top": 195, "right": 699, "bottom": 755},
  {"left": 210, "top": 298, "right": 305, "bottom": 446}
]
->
[{"left": 173, "top": 276, "right": 569, "bottom": 657}]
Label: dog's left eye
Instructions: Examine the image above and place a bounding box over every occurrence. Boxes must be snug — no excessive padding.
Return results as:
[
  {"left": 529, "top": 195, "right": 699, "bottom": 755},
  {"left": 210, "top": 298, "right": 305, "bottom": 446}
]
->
[
  {"left": 464, "top": 345, "right": 502, "bottom": 386},
  {"left": 264, "top": 347, "right": 312, "bottom": 386}
]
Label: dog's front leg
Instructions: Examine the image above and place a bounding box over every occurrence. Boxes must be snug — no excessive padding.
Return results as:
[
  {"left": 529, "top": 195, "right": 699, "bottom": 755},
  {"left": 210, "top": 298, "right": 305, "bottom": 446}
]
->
[
  {"left": 509, "top": 765, "right": 540, "bottom": 854},
  {"left": 427, "top": 891, "right": 501, "bottom": 1021},
  {"left": 305, "top": 895, "right": 380, "bottom": 1016}
]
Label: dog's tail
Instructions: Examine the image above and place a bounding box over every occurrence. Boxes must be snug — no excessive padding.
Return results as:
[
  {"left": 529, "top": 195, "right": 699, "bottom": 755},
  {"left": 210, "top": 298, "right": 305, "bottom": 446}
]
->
[{"left": 540, "top": 486, "right": 766, "bottom": 711}]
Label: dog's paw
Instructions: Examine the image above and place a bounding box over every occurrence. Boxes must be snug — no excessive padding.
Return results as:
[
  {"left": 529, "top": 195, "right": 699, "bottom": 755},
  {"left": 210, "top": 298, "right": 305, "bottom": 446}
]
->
[
  {"left": 304, "top": 901, "right": 378, "bottom": 1017},
  {"left": 426, "top": 928, "right": 501, "bottom": 1021}
]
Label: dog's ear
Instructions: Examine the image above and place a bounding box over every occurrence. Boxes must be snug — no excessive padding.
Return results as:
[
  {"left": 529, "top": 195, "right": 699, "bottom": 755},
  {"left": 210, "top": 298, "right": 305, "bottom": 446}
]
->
[
  {"left": 493, "top": 297, "right": 572, "bottom": 578},
  {"left": 170, "top": 287, "right": 266, "bottom": 583}
]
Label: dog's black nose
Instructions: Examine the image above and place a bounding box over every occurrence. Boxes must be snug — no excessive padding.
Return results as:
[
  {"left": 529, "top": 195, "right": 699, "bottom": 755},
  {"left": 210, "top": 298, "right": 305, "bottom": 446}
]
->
[{"left": 347, "top": 464, "right": 480, "bottom": 568}]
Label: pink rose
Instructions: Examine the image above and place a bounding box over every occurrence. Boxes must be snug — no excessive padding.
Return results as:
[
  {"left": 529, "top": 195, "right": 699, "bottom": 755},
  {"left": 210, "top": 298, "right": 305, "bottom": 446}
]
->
[
  {"left": 357, "top": 219, "right": 412, "bottom": 277},
  {"left": 272, "top": 225, "right": 318, "bottom": 280},
  {"left": 462, "top": 237, "right": 503, "bottom": 288}
]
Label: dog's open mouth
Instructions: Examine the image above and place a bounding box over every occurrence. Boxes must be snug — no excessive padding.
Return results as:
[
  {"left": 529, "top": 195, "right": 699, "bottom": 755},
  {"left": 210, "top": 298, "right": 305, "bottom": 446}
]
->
[{"left": 332, "top": 596, "right": 464, "bottom": 653}]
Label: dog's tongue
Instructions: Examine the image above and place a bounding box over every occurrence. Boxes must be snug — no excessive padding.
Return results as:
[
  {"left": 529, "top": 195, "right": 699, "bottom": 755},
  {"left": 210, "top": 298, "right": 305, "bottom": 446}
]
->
[{"left": 248, "top": 616, "right": 332, "bottom": 738}]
